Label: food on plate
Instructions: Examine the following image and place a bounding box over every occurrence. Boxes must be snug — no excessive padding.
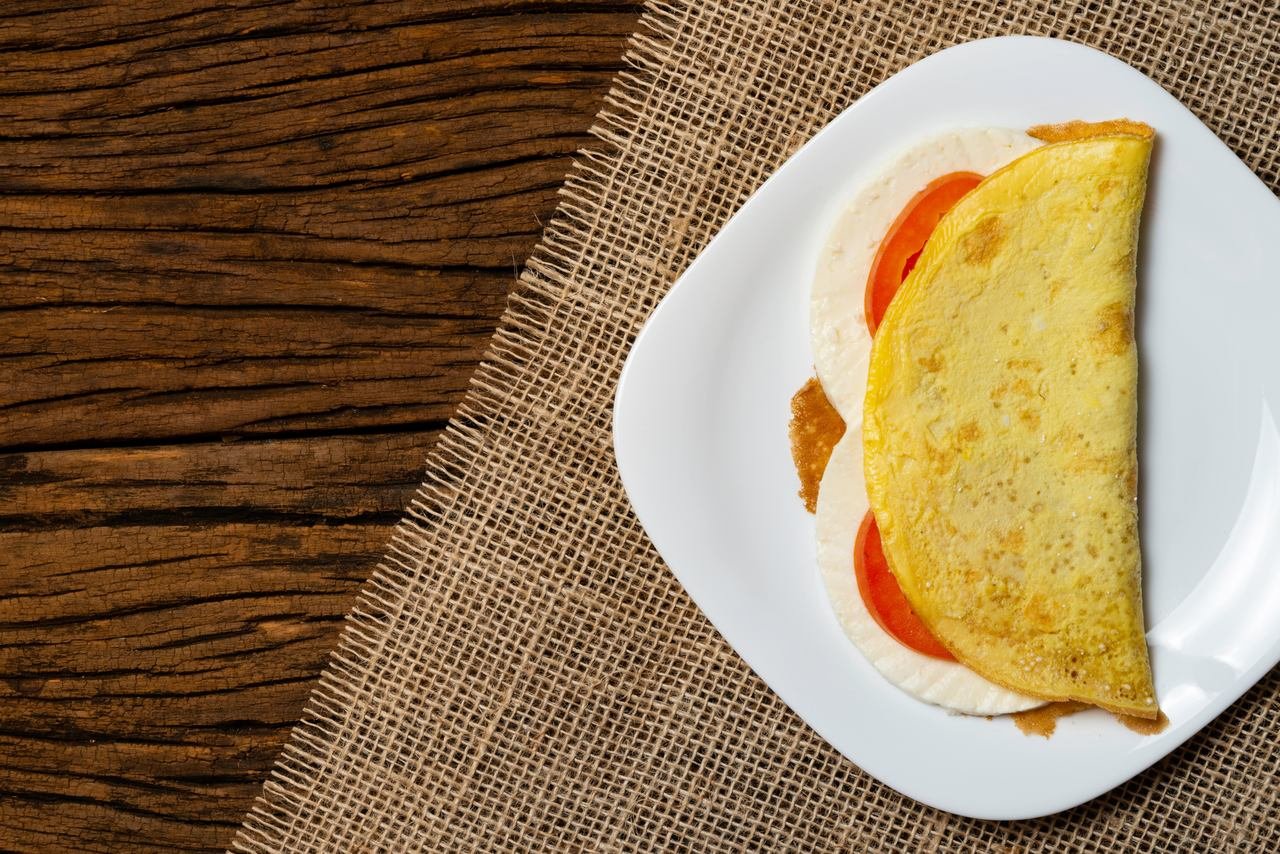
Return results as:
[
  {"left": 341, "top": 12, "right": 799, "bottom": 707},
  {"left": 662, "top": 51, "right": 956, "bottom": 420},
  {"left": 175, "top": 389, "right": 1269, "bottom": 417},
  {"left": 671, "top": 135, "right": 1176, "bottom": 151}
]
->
[
  {"left": 789, "top": 377, "right": 845, "bottom": 513},
  {"left": 1027, "top": 118, "right": 1154, "bottom": 143},
  {"left": 813, "top": 427, "right": 1042, "bottom": 714},
  {"left": 792, "top": 120, "right": 1160, "bottom": 725},
  {"left": 864, "top": 128, "right": 1156, "bottom": 717},
  {"left": 809, "top": 128, "right": 1041, "bottom": 423},
  {"left": 1012, "top": 701, "right": 1169, "bottom": 739}
]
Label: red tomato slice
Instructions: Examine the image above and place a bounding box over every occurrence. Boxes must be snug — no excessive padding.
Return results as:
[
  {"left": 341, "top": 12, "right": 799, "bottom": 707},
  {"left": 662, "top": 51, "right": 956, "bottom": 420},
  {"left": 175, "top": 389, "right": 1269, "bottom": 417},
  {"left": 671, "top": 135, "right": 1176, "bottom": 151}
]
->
[
  {"left": 864, "top": 171, "right": 983, "bottom": 335},
  {"left": 854, "top": 511, "right": 955, "bottom": 661},
  {"left": 855, "top": 170, "right": 983, "bottom": 660}
]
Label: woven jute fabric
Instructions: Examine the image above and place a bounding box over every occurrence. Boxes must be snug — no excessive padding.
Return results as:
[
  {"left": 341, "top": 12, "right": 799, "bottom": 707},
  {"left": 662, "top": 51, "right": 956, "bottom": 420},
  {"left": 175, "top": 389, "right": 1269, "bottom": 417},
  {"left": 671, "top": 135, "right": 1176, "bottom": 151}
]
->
[{"left": 234, "top": 1, "right": 1280, "bottom": 850}]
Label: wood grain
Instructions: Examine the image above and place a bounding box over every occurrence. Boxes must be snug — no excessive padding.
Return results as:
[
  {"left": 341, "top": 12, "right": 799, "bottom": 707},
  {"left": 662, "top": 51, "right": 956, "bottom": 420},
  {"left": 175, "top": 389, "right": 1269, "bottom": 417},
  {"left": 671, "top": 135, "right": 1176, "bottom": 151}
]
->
[{"left": 0, "top": 1, "right": 639, "bottom": 850}]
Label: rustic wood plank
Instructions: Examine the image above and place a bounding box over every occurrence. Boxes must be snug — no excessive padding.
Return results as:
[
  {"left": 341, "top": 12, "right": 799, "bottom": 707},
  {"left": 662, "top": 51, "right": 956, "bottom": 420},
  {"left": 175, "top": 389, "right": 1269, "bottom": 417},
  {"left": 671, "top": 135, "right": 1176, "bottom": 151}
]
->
[
  {"left": 1, "top": 520, "right": 383, "bottom": 853},
  {"left": 0, "top": 1, "right": 639, "bottom": 850},
  {"left": 1, "top": 432, "right": 429, "bottom": 522},
  {"left": 1, "top": 305, "right": 490, "bottom": 446}
]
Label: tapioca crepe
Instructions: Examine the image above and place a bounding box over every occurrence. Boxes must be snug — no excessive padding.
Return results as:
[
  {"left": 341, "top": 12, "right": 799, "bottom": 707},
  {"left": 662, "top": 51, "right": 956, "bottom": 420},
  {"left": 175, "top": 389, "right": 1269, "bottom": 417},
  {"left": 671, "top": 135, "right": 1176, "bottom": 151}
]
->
[{"left": 862, "top": 130, "right": 1157, "bottom": 718}]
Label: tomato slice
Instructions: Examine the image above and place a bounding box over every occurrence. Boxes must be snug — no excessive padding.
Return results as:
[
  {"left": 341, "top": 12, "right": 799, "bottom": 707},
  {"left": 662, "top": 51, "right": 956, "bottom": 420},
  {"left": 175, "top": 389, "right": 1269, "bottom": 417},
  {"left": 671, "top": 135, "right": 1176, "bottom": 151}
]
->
[
  {"left": 854, "top": 511, "right": 955, "bottom": 660},
  {"left": 864, "top": 171, "right": 983, "bottom": 335},
  {"left": 855, "top": 171, "right": 983, "bottom": 660}
]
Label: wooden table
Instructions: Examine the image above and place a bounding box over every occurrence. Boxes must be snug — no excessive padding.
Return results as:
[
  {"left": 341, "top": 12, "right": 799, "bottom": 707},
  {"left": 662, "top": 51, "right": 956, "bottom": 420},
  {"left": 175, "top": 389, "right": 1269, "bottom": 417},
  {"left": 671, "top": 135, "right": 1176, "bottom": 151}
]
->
[{"left": 0, "top": 3, "right": 638, "bottom": 850}]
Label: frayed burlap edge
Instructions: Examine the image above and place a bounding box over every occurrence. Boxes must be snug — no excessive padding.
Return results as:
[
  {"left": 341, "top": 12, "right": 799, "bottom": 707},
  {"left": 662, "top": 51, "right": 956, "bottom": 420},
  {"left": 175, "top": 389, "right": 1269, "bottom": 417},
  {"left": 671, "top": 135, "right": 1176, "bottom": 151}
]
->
[{"left": 231, "top": 5, "right": 688, "bottom": 850}]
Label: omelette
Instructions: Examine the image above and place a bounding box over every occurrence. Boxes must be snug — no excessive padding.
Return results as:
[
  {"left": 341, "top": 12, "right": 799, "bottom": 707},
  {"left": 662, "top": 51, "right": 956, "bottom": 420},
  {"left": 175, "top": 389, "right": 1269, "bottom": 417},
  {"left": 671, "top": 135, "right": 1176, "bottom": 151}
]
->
[{"left": 861, "top": 128, "right": 1156, "bottom": 718}]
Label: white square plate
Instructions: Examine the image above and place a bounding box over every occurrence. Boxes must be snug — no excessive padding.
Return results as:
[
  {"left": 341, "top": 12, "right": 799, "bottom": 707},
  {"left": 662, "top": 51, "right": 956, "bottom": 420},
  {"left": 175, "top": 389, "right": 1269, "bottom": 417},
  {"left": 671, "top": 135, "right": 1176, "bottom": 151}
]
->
[{"left": 613, "top": 36, "right": 1280, "bottom": 819}]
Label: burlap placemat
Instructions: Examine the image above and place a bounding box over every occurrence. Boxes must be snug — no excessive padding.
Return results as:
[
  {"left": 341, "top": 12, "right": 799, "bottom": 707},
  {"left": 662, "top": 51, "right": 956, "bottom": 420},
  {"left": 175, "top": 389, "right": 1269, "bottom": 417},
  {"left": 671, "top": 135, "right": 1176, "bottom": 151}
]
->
[{"left": 234, "top": 1, "right": 1280, "bottom": 850}]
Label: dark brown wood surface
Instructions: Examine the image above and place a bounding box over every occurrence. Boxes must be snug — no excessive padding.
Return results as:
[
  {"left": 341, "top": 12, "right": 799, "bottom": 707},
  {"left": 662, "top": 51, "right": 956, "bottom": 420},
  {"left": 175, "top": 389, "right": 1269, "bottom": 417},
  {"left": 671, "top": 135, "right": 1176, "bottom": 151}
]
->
[{"left": 0, "top": 2, "right": 638, "bottom": 850}]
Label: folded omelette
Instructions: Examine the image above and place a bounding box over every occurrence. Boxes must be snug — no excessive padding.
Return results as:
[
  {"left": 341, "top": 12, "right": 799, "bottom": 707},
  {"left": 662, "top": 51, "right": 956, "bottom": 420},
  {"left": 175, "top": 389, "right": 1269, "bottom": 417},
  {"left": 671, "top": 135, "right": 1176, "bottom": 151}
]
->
[{"left": 862, "top": 129, "right": 1157, "bottom": 718}]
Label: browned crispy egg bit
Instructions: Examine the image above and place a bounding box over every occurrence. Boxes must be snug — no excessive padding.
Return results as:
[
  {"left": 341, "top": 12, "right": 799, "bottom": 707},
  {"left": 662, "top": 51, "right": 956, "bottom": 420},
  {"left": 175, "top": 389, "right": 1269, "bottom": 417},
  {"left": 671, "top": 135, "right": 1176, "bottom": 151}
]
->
[
  {"left": 1012, "top": 702, "right": 1090, "bottom": 738},
  {"left": 1117, "top": 709, "right": 1170, "bottom": 736},
  {"left": 1013, "top": 703, "right": 1170, "bottom": 739},
  {"left": 789, "top": 377, "right": 845, "bottom": 513},
  {"left": 1027, "top": 118, "right": 1155, "bottom": 143}
]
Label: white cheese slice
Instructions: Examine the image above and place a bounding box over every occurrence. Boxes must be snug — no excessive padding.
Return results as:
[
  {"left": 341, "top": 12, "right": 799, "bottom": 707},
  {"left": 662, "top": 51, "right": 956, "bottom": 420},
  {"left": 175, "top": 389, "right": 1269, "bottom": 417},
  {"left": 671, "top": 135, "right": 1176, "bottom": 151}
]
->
[{"left": 809, "top": 128, "right": 1046, "bottom": 714}]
